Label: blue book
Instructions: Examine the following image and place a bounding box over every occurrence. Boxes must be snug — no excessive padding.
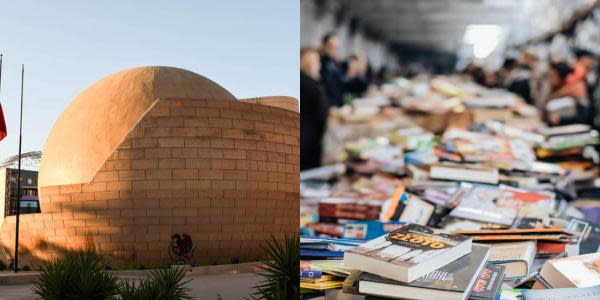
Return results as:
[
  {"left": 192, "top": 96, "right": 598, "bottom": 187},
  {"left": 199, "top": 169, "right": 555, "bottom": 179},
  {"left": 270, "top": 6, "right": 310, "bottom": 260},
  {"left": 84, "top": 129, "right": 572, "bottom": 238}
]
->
[
  {"left": 300, "top": 269, "right": 323, "bottom": 279},
  {"left": 300, "top": 249, "right": 344, "bottom": 258}
]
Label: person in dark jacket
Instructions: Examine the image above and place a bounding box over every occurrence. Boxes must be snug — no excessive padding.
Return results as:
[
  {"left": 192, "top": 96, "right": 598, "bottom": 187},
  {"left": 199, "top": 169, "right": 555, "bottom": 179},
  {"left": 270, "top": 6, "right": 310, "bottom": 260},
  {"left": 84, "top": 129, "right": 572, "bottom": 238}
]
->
[
  {"left": 319, "top": 32, "right": 345, "bottom": 108},
  {"left": 301, "top": 48, "right": 328, "bottom": 170},
  {"left": 341, "top": 52, "right": 369, "bottom": 99}
]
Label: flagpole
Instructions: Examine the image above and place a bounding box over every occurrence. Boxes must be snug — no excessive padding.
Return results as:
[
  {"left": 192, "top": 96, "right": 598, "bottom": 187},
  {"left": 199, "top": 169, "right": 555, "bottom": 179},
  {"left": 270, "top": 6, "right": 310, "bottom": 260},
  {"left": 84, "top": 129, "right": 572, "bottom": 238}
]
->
[
  {"left": 0, "top": 54, "right": 3, "bottom": 94},
  {"left": 14, "top": 65, "right": 24, "bottom": 272}
]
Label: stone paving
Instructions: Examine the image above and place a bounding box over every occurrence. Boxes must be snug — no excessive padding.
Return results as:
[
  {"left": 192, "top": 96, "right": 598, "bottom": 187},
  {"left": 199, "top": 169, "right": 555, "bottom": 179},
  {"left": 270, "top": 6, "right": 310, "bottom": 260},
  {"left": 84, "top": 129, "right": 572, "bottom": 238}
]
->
[{"left": 0, "top": 272, "right": 261, "bottom": 300}]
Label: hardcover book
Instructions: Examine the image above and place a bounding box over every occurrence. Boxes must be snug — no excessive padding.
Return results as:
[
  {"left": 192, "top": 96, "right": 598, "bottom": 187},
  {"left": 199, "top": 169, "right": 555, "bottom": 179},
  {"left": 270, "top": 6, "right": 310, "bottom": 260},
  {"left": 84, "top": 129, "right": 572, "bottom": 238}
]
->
[
  {"left": 344, "top": 223, "right": 472, "bottom": 283},
  {"left": 488, "top": 240, "right": 536, "bottom": 279}
]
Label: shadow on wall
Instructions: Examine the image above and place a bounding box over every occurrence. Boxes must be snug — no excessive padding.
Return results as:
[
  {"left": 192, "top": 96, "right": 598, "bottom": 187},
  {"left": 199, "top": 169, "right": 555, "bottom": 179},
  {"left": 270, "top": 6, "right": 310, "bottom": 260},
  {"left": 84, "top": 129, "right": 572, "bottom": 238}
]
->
[{"left": 0, "top": 220, "right": 272, "bottom": 270}]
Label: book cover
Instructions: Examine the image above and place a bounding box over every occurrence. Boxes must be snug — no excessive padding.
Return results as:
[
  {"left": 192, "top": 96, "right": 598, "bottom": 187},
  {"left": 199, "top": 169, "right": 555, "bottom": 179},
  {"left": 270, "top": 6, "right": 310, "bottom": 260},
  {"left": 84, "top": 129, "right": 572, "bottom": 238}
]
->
[
  {"left": 399, "top": 194, "right": 435, "bottom": 226},
  {"left": 300, "top": 260, "right": 353, "bottom": 278},
  {"left": 300, "top": 274, "right": 337, "bottom": 283},
  {"left": 344, "top": 224, "right": 472, "bottom": 282},
  {"left": 522, "top": 285, "right": 600, "bottom": 300},
  {"left": 343, "top": 221, "right": 406, "bottom": 240},
  {"left": 346, "top": 224, "right": 471, "bottom": 269},
  {"left": 357, "top": 245, "right": 489, "bottom": 294},
  {"left": 497, "top": 185, "right": 555, "bottom": 218},
  {"left": 468, "top": 263, "right": 505, "bottom": 300},
  {"left": 496, "top": 288, "right": 525, "bottom": 300},
  {"left": 513, "top": 217, "right": 600, "bottom": 256},
  {"left": 544, "top": 252, "right": 600, "bottom": 287},
  {"left": 300, "top": 269, "right": 322, "bottom": 279},
  {"left": 450, "top": 183, "right": 516, "bottom": 226},
  {"left": 564, "top": 218, "right": 600, "bottom": 256}
]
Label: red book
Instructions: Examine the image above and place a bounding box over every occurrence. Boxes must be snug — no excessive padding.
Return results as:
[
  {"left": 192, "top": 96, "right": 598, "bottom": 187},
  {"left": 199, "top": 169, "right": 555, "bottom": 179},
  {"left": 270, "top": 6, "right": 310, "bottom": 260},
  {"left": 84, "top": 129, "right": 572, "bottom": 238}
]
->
[{"left": 0, "top": 103, "right": 6, "bottom": 142}]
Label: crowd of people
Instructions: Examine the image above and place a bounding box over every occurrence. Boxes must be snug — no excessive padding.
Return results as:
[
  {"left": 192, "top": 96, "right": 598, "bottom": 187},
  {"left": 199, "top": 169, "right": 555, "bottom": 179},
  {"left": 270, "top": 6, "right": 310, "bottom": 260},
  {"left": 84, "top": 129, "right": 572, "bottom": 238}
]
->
[
  {"left": 300, "top": 32, "right": 392, "bottom": 170},
  {"left": 467, "top": 48, "right": 599, "bottom": 127},
  {"left": 300, "top": 32, "right": 600, "bottom": 172}
]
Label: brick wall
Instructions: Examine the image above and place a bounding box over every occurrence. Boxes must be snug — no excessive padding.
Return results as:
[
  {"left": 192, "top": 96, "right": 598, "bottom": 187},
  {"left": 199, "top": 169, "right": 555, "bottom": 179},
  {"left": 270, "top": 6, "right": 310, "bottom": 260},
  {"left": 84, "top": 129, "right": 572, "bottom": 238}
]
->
[{"left": 0, "top": 98, "right": 299, "bottom": 268}]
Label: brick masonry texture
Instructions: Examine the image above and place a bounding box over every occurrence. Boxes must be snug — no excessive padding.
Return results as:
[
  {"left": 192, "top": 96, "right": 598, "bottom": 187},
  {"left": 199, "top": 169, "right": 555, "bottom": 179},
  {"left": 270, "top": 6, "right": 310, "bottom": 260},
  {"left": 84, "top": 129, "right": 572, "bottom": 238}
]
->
[{"left": 0, "top": 98, "right": 299, "bottom": 267}]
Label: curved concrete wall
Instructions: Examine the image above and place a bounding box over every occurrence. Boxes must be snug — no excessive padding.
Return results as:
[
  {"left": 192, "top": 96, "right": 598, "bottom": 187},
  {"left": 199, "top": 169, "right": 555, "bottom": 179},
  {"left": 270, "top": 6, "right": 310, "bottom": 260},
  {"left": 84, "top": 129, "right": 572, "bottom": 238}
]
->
[{"left": 0, "top": 67, "right": 299, "bottom": 268}]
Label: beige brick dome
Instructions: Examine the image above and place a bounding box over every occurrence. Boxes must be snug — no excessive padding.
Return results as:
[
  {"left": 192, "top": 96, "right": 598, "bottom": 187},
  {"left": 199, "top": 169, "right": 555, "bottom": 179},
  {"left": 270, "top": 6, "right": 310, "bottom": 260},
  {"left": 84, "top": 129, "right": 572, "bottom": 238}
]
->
[
  {"left": 39, "top": 66, "right": 236, "bottom": 188},
  {"left": 2, "top": 66, "right": 298, "bottom": 267}
]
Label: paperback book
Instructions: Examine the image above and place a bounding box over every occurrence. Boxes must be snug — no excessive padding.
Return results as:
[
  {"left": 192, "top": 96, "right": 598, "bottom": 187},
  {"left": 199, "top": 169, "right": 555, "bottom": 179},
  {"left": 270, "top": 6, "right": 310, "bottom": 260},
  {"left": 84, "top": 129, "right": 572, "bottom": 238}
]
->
[
  {"left": 449, "top": 183, "right": 516, "bottom": 226},
  {"left": 468, "top": 263, "right": 505, "bottom": 300},
  {"left": 344, "top": 224, "right": 472, "bottom": 283},
  {"left": 355, "top": 245, "right": 490, "bottom": 300}
]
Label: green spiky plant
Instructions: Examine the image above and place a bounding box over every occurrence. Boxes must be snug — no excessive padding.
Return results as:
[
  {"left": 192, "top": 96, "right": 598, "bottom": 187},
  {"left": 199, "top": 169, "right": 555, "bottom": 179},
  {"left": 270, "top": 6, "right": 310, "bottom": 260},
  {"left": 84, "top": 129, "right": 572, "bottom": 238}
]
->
[
  {"left": 33, "top": 250, "right": 193, "bottom": 300},
  {"left": 118, "top": 266, "right": 192, "bottom": 300},
  {"left": 32, "top": 250, "right": 120, "bottom": 300},
  {"left": 251, "top": 234, "right": 300, "bottom": 300}
]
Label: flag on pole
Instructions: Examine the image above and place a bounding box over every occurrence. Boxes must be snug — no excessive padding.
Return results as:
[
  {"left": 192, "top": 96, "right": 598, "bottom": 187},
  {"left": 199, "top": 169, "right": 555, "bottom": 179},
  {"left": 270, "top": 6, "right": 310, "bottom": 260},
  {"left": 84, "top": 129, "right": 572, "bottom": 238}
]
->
[{"left": 0, "top": 103, "right": 6, "bottom": 142}]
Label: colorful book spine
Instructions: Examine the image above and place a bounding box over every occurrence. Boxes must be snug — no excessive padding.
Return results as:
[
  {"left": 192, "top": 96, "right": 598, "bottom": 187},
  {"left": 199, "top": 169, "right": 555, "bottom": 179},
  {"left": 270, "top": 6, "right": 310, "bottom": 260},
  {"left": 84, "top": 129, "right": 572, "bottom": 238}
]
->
[{"left": 300, "top": 269, "right": 323, "bottom": 279}]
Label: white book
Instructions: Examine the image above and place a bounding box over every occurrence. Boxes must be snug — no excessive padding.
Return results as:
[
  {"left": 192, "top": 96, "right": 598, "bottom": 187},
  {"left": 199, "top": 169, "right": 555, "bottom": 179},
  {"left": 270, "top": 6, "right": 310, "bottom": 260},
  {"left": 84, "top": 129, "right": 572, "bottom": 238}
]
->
[
  {"left": 344, "top": 224, "right": 472, "bottom": 283},
  {"left": 429, "top": 164, "right": 499, "bottom": 185}
]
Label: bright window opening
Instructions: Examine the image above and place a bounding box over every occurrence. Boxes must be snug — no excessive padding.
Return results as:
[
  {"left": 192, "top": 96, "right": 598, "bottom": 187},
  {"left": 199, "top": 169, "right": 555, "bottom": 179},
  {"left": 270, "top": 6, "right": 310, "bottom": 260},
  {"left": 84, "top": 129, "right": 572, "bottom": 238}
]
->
[{"left": 463, "top": 24, "right": 505, "bottom": 59}]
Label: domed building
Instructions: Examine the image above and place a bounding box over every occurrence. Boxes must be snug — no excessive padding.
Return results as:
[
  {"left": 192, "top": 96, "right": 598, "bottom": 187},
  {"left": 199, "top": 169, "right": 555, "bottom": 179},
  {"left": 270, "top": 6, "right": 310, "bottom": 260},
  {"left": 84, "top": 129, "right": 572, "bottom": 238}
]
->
[{"left": 0, "top": 66, "right": 299, "bottom": 267}]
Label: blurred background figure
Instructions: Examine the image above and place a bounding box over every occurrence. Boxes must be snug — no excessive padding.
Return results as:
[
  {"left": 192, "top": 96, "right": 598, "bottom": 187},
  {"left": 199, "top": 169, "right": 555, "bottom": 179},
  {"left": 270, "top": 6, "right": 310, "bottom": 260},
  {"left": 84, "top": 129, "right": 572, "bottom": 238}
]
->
[
  {"left": 300, "top": 47, "right": 327, "bottom": 170},
  {"left": 470, "top": 66, "right": 497, "bottom": 88},
  {"left": 342, "top": 52, "right": 370, "bottom": 101},
  {"left": 567, "top": 49, "right": 597, "bottom": 85},
  {"left": 496, "top": 58, "right": 518, "bottom": 88},
  {"left": 319, "top": 32, "right": 345, "bottom": 108},
  {"left": 546, "top": 62, "right": 590, "bottom": 126}
]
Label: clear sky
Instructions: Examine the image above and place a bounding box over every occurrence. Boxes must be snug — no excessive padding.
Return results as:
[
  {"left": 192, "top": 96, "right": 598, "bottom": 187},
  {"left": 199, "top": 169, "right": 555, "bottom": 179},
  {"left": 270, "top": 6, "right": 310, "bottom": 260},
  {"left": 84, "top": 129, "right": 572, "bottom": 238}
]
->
[{"left": 0, "top": 0, "right": 299, "bottom": 160}]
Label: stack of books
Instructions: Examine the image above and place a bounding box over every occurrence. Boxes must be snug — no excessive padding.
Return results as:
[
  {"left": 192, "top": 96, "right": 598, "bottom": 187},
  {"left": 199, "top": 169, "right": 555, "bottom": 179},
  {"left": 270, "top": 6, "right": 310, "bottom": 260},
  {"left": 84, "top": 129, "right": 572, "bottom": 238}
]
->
[
  {"left": 299, "top": 74, "right": 600, "bottom": 299},
  {"left": 341, "top": 224, "right": 505, "bottom": 300}
]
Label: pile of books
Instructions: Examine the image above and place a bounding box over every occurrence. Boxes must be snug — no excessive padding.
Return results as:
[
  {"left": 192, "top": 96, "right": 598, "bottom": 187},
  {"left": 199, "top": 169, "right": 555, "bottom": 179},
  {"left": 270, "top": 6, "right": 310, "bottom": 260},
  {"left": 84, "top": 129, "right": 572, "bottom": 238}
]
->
[
  {"left": 342, "top": 224, "right": 504, "bottom": 300},
  {"left": 300, "top": 75, "right": 600, "bottom": 299}
]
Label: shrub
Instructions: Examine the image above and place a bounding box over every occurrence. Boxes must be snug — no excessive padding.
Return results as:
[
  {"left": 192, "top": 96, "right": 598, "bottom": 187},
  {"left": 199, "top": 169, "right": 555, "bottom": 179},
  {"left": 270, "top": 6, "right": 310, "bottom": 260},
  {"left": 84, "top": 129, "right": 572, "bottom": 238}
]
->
[
  {"left": 32, "top": 250, "right": 193, "bottom": 300},
  {"left": 251, "top": 234, "right": 300, "bottom": 300},
  {"left": 119, "top": 267, "right": 192, "bottom": 300},
  {"left": 32, "top": 250, "right": 120, "bottom": 300}
]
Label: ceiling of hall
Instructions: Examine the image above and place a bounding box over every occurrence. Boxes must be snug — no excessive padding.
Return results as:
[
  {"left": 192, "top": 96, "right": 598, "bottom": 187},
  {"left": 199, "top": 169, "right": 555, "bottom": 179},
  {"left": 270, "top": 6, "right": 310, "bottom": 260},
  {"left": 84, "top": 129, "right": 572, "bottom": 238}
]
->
[{"left": 335, "top": 0, "right": 595, "bottom": 52}]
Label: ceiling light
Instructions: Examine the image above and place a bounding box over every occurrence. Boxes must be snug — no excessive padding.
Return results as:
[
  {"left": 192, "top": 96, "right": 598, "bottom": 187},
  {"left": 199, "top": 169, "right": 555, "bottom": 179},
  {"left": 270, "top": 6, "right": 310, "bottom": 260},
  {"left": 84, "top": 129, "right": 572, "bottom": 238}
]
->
[{"left": 463, "top": 24, "right": 505, "bottom": 59}]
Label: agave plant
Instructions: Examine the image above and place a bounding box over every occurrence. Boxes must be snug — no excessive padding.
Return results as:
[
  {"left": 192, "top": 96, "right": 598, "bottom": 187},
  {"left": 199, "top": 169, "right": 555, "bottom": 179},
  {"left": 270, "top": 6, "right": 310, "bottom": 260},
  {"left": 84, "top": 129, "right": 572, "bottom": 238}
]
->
[
  {"left": 119, "top": 266, "right": 192, "bottom": 300},
  {"left": 32, "top": 250, "right": 120, "bottom": 300},
  {"left": 251, "top": 234, "right": 300, "bottom": 300}
]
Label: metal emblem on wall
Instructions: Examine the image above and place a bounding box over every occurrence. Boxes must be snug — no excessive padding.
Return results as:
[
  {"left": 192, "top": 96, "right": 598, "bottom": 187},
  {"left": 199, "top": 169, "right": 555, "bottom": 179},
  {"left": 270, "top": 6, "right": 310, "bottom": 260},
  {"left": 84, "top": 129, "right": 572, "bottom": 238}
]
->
[{"left": 169, "top": 233, "right": 195, "bottom": 264}]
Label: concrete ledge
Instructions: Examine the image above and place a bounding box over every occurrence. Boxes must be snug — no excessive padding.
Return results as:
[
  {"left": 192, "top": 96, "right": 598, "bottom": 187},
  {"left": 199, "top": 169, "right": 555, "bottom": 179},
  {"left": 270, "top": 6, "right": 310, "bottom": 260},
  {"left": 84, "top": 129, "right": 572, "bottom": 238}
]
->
[
  {"left": 0, "top": 271, "right": 40, "bottom": 285},
  {"left": 187, "top": 262, "right": 264, "bottom": 276},
  {"left": 0, "top": 262, "right": 264, "bottom": 285}
]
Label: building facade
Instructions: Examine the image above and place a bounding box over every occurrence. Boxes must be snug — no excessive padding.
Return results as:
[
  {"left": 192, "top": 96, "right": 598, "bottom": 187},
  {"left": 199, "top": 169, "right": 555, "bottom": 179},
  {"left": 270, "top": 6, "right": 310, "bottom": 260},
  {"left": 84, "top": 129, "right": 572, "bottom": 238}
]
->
[
  {"left": 0, "top": 168, "right": 40, "bottom": 218},
  {"left": 0, "top": 66, "right": 299, "bottom": 267}
]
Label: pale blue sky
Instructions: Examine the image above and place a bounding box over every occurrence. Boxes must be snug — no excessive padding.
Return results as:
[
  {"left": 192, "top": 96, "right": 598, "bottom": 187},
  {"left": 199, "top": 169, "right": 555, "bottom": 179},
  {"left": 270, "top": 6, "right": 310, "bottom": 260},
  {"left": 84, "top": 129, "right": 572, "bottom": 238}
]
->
[{"left": 0, "top": 0, "right": 299, "bottom": 160}]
